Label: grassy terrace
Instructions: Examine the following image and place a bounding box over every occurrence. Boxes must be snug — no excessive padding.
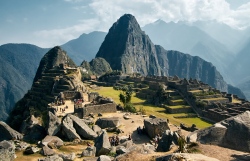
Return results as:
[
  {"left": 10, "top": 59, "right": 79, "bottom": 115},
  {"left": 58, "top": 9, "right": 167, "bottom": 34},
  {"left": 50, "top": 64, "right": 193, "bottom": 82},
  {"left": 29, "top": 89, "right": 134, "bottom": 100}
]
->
[
  {"left": 201, "top": 97, "right": 228, "bottom": 101},
  {"left": 166, "top": 105, "right": 191, "bottom": 109},
  {"left": 170, "top": 99, "right": 185, "bottom": 103},
  {"left": 90, "top": 87, "right": 212, "bottom": 129}
]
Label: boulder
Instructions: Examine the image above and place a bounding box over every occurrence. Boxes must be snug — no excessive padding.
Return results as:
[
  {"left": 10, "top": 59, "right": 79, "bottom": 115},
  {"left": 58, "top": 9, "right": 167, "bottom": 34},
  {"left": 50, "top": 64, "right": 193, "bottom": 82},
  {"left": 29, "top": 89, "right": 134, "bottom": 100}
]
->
[
  {"left": 58, "top": 153, "right": 76, "bottom": 161},
  {"left": 82, "top": 146, "right": 96, "bottom": 157},
  {"left": 190, "top": 111, "right": 250, "bottom": 152},
  {"left": 144, "top": 118, "right": 169, "bottom": 139},
  {"left": 47, "top": 111, "right": 61, "bottom": 136},
  {"left": 92, "top": 125, "right": 102, "bottom": 135},
  {"left": 42, "top": 155, "right": 63, "bottom": 161},
  {"left": 118, "top": 140, "right": 133, "bottom": 149},
  {"left": 0, "top": 121, "right": 23, "bottom": 141},
  {"left": 155, "top": 153, "right": 219, "bottom": 161},
  {"left": 24, "top": 146, "right": 40, "bottom": 154},
  {"left": 42, "top": 135, "right": 64, "bottom": 149},
  {"left": 21, "top": 116, "right": 46, "bottom": 142},
  {"left": 62, "top": 115, "right": 81, "bottom": 141},
  {"left": 94, "top": 131, "right": 111, "bottom": 156},
  {"left": 15, "top": 141, "right": 30, "bottom": 151},
  {"left": 157, "top": 130, "right": 179, "bottom": 152},
  {"left": 116, "top": 146, "right": 128, "bottom": 155},
  {"left": 40, "top": 146, "right": 55, "bottom": 156},
  {"left": 95, "top": 117, "right": 120, "bottom": 129},
  {"left": 69, "top": 115, "right": 97, "bottom": 139},
  {"left": 119, "top": 136, "right": 129, "bottom": 144},
  {"left": 82, "top": 117, "right": 94, "bottom": 125},
  {"left": 0, "top": 140, "right": 16, "bottom": 161},
  {"left": 97, "top": 155, "right": 111, "bottom": 161}
]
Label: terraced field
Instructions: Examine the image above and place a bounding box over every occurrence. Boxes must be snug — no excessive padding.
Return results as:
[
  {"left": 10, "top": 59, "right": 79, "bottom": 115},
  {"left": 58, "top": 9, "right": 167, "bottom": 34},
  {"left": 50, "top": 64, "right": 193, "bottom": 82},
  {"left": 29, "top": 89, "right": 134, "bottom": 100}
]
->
[{"left": 90, "top": 86, "right": 212, "bottom": 129}]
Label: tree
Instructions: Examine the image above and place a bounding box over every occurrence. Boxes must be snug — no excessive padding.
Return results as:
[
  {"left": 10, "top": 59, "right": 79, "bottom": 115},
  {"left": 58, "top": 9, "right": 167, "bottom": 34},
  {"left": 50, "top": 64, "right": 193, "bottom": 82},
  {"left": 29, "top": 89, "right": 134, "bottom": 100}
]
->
[
  {"left": 114, "top": 85, "right": 136, "bottom": 112},
  {"left": 177, "top": 136, "right": 186, "bottom": 153}
]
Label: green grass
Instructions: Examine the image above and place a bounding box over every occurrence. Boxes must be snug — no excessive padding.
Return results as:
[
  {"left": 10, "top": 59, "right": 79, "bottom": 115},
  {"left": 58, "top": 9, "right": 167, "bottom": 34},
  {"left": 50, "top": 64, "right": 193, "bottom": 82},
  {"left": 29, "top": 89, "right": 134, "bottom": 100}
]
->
[
  {"left": 92, "top": 87, "right": 212, "bottom": 129},
  {"left": 167, "top": 105, "right": 191, "bottom": 109},
  {"left": 201, "top": 97, "right": 228, "bottom": 101},
  {"left": 170, "top": 99, "right": 184, "bottom": 103}
]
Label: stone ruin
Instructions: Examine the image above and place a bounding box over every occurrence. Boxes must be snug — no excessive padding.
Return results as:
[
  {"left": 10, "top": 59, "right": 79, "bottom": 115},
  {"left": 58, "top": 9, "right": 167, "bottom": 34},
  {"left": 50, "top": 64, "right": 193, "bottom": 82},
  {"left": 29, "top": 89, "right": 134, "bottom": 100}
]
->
[
  {"left": 74, "top": 93, "right": 117, "bottom": 118},
  {"left": 144, "top": 118, "right": 169, "bottom": 138}
]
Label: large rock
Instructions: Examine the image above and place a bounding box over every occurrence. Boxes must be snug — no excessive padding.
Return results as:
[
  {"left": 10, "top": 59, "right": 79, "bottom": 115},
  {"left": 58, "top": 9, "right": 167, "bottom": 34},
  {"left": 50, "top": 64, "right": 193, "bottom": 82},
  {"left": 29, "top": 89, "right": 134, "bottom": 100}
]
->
[
  {"left": 0, "top": 140, "right": 16, "bottom": 161},
  {"left": 189, "top": 111, "right": 250, "bottom": 152},
  {"left": 97, "top": 155, "right": 111, "bottom": 161},
  {"left": 157, "top": 130, "right": 179, "bottom": 152},
  {"left": 0, "top": 121, "right": 23, "bottom": 141},
  {"left": 58, "top": 153, "right": 76, "bottom": 161},
  {"left": 94, "top": 131, "right": 111, "bottom": 156},
  {"left": 92, "top": 125, "right": 102, "bottom": 135},
  {"left": 24, "top": 146, "right": 40, "bottom": 154},
  {"left": 62, "top": 115, "right": 81, "bottom": 141},
  {"left": 144, "top": 118, "right": 169, "bottom": 138},
  {"left": 40, "top": 146, "right": 55, "bottom": 156},
  {"left": 69, "top": 114, "right": 97, "bottom": 139},
  {"left": 155, "top": 153, "right": 219, "bottom": 161},
  {"left": 42, "top": 135, "right": 63, "bottom": 149},
  {"left": 82, "top": 146, "right": 96, "bottom": 157},
  {"left": 21, "top": 115, "right": 46, "bottom": 142},
  {"left": 47, "top": 111, "right": 61, "bottom": 136},
  {"left": 95, "top": 117, "right": 120, "bottom": 129}
]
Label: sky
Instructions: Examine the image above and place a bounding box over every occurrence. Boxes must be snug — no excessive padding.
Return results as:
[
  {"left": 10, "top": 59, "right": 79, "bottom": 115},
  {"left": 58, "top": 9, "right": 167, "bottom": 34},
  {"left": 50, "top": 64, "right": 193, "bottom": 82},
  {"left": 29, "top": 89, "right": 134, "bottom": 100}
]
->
[{"left": 0, "top": 0, "right": 250, "bottom": 48}]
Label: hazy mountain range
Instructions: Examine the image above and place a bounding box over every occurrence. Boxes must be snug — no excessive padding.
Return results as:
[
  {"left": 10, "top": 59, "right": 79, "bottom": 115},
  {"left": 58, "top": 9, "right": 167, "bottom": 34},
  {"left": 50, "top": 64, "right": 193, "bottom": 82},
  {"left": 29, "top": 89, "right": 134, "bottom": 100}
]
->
[{"left": 0, "top": 15, "right": 249, "bottom": 121}]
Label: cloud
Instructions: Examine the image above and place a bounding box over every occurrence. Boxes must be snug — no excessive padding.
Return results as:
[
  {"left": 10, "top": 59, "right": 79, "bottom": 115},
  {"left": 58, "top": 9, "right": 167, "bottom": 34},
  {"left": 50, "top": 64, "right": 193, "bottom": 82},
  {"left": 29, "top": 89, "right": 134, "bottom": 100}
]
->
[
  {"left": 89, "top": 0, "right": 250, "bottom": 30},
  {"left": 33, "top": 19, "right": 100, "bottom": 47}
]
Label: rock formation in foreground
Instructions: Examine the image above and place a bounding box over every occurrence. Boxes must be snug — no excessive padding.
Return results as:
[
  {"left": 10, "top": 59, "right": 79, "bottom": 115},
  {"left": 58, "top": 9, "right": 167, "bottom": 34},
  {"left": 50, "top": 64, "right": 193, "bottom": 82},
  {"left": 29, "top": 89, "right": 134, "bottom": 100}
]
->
[{"left": 188, "top": 111, "right": 250, "bottom": 152}]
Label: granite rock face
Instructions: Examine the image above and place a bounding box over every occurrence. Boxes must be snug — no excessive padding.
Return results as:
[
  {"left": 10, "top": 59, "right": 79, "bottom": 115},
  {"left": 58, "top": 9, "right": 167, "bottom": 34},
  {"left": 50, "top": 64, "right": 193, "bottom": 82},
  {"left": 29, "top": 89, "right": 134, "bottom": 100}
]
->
[
  {"left": 95, "top": 117, "right": 120, "bottom": 129},
  {"left": 94, "top": 131, "right": 111, "bottom": 156},
  {"left": 0, "top": 140, "right": 16, "bottom": 161},
  {"left": 0, "top": 121, "right": 23, "bottom": 141},
  {"left": 69, "top": 114, "right": 97, "bottom": 140},
  {"left": 62, "top": 115, "right": 81, "bottom": 141},
  {"left": 144, "top": 118, "right": 169, "bottom": 139},
  {"left": 157, "top": 130, "right": 179, "bottom": 152},
  {"left": 47, "top": 112, "right": 61, "bottom": 136},
  {"left": 42, "top": 135, "right": 63, "bottom": 149},
  {"left": 189, "top": 111, "right": 250, "bottom": 152},
  {"left": 96, "top": 14, "right": 161, "bottom": 76}
]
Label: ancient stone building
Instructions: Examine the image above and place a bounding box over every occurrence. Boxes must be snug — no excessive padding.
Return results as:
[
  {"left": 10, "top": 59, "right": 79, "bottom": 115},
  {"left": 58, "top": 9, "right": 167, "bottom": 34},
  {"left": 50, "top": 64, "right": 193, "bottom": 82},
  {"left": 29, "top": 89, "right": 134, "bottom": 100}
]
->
[{"left": 144, "top": 118, "right": 169, "bottom": 138}]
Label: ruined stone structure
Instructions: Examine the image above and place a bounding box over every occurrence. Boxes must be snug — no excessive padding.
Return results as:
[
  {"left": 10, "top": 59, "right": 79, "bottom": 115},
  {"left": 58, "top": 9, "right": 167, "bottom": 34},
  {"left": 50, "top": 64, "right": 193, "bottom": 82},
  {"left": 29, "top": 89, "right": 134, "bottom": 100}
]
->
[{"left": 144, "top": 118, "right": 169, "bottom": 138}]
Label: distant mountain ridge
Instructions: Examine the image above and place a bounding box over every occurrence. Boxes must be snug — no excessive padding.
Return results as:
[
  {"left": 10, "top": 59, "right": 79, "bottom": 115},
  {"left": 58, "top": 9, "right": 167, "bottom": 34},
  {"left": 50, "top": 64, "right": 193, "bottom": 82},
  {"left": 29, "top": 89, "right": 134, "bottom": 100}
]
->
[{"left": 0, "top": 44, "right": 48, "bottom": 120}]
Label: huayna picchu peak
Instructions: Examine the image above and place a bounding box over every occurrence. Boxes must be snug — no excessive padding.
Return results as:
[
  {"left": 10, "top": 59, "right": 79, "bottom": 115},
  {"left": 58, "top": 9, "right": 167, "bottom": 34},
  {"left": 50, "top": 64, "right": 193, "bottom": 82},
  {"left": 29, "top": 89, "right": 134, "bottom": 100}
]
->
[{"left": 96, "top": 14, "right": 161, "bottom": 76}]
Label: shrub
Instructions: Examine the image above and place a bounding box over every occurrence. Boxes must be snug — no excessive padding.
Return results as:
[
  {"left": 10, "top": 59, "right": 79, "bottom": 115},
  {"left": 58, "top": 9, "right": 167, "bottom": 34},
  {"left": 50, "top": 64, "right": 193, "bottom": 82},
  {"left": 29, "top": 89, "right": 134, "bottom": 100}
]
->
[{"left": 124, "top": 103, "right": 137, "bottom": 113}]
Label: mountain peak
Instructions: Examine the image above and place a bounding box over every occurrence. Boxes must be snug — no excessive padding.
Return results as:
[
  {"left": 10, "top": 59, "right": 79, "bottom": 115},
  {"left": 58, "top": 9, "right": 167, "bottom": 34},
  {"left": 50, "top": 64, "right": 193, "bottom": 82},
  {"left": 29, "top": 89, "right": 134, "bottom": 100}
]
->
[{"left": 33, "top": 46, "right": 76, "bottom": 82}]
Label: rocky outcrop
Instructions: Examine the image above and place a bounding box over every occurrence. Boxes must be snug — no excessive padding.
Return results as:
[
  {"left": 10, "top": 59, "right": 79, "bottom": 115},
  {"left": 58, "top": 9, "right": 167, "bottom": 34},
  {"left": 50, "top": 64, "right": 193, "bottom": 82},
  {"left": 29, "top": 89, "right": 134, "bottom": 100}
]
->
[
  {"left": 189, "top": 111, "right": 250, "bottom": 152},
  {"left": 97, "top": 155, "right": 112, "bottom": 161},
  {"left": 24, "top": 146, "right": 40, "bottom": 155},
  {"left": 69, "top": 115, "right": 97, "bottom": 139},
  {"left": 157, "top": 130, "right": 179, "bottom": 152},
  {"left": 81, "top": 57, "right": 112, "bottom": 76},
  {"left": 40, "top": 146, "right": 55, "bottom": 156},
  {"left": 62, "top": 115, "right": 81, "bottom": 141},
  {"left": 0, "top": 121, "right": 23, "bottom": 141},
  {"left": 96, "top": 14, "right": 161, "bottom": 76},
  {"left": 58, "top": 153, "right": 76, "bottom": 161},
  {"left": 0, "top": 140, "right": 16, "bottom": 161},
  {"left": 47, "top": 112, "right": 61, "bottom": 136},
  {"left": 94, "top": 131, "right": 111, "bottom": 156},
  {"left": 41, "top": 154, "right": 63, "bottom": 161},
  {"left": 42, "top": 135, "right": 63, "bottom": 149},
  {"left": 144, "top": 118, "right": 169, "bottom": 139},
  {"left": 95, "top": 117, "right": 120, "bottom": 129},
  {"left": 92, "top": 125, "right": 102, "bottom": 135},
  {"left": 82, "top": 146, "right": 96, "bottom": 157}
]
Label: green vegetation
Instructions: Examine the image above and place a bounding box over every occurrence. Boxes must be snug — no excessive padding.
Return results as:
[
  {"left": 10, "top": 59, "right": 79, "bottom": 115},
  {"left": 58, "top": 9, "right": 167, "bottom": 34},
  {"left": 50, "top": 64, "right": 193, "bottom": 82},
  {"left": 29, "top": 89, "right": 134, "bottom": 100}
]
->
[
  {"left": 177, "top": 136, "right": 186, "bottom": 153},
  {"left": 167, "top": 105, "right": 190, "bottom": 109},
  {"left": 93, "top": 87, "right": 212, "bottom": 129}
]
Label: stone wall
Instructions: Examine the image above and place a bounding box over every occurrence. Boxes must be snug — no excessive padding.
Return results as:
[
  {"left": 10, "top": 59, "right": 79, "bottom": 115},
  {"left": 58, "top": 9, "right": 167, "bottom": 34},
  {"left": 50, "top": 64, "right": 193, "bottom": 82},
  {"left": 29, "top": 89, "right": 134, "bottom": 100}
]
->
[
  {"left": 63, "top": 91, "right": 82, "bottom": 100},
  {"left": 165, "top": 106, "right": 193, "bottom": 114},
  {"left": 75, "top": 103, "right": 117, "bottom": 118}
]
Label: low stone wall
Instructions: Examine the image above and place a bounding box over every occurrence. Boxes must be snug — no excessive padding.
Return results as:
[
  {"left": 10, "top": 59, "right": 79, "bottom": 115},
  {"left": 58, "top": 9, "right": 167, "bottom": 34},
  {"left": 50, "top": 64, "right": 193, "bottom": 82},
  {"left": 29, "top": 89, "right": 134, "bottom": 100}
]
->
[
  {"left": 63, "top": 91, "right": 82, "bottom": 100},
  {"left": 75, "top": 103, "right": 117, "bottom": 118},
  {"left": 166, "top": 107, "right": 193, "bottom": 114}
]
